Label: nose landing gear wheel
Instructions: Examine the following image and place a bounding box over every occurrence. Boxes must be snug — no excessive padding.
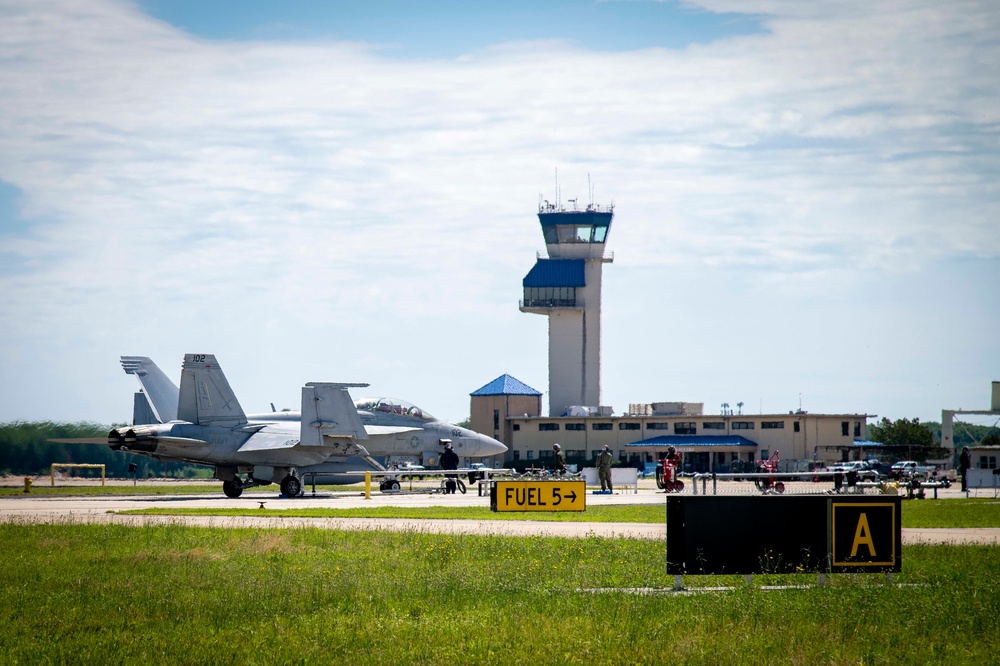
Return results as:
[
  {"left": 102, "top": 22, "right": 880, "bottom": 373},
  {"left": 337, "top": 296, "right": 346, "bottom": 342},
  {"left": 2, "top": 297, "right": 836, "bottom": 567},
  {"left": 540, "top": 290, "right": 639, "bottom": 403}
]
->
[
  {"left": 280, "top": 476, "right": 302, "bottom": 497},
  {"left": 222, "top": 479, "right": 243, "bottom": 498}
]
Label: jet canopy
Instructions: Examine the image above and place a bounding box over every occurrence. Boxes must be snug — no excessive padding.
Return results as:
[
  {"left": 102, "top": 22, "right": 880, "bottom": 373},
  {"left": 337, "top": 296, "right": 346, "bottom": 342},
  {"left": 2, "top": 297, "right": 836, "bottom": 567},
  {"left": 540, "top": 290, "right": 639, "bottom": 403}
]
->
[{"left": 354, "top": 397, "right": 435, "bottom": 421}]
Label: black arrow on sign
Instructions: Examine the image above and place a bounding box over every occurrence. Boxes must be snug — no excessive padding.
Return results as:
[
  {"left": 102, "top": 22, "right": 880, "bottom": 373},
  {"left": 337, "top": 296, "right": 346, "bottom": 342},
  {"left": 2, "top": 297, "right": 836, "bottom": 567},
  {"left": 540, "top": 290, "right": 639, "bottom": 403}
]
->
[{"left": 564, "top": 489, "right": 577, "bottom": 503}]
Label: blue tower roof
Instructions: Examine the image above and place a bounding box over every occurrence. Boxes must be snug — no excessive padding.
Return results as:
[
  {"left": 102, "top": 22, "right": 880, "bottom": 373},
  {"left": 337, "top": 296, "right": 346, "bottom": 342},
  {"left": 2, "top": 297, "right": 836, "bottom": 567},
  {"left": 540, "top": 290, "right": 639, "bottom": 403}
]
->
[
  {"left": 471, "top": 374, "right": 543, "bottom": 396},
  {"left": 522, "top": 258, "right": 585, "bottom": 288}
]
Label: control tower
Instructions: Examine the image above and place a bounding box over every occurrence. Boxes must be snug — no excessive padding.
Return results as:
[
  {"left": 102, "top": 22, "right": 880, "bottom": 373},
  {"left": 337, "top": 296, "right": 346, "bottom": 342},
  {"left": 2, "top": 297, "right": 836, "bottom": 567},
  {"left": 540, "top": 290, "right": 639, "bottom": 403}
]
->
[{"left": 520, "top": 198, "right": 614, "bottom": 417}]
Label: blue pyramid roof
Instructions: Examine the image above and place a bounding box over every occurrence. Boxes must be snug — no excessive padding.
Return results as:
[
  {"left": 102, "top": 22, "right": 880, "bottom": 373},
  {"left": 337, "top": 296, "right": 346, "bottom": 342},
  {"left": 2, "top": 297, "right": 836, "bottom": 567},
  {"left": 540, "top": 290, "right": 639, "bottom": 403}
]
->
[{"left": 471, "top": 374, "right": 542, "bottom": 396}]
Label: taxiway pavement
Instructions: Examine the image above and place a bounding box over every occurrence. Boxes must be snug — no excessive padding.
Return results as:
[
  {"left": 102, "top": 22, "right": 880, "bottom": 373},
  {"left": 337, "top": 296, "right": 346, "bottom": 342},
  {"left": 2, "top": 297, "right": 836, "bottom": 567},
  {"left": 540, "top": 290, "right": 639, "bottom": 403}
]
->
[{"left": 1, "top": 483, "right": 997, "bottom": 544}]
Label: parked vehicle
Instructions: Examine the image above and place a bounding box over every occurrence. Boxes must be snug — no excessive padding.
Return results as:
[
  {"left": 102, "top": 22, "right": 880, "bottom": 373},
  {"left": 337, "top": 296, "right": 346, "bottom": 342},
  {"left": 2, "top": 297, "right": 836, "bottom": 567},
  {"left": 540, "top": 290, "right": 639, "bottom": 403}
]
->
[
  {"left": 889, "top": 460, "right": 935, "bottom": 479},
  {"left": 393, "top": 462, "right": 426, "bottom": 480}
]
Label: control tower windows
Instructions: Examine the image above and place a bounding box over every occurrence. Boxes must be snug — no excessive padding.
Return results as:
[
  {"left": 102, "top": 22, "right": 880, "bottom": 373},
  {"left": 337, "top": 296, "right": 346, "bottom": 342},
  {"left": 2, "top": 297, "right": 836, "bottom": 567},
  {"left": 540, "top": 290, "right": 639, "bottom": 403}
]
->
[
  {"left": 523, "top": 286, "right": 577, "bottom": 308},
  {"left": 543, "top": 224, "right": 609, "bottom": 245}
]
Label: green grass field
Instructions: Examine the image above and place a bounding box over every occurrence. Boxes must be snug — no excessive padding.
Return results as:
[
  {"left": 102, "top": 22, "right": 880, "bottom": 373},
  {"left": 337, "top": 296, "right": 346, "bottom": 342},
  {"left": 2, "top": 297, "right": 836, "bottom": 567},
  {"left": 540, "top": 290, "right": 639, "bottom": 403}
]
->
[
  {"left": 1, "top": 523, "right": 997, "bottom": 665},
  {"left": 119, "top": 498, "right": 1000, "bottom": 528}
]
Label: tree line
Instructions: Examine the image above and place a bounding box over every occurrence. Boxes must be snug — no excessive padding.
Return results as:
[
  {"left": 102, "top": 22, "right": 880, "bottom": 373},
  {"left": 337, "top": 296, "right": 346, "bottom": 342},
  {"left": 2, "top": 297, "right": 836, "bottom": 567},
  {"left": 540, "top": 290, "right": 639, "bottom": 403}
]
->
[
  {"left": 0, "top": 421, "right": 210, "bottom": 478},
  {"left": 866, "top": 417, "right": 1000, "bottom": 460}
]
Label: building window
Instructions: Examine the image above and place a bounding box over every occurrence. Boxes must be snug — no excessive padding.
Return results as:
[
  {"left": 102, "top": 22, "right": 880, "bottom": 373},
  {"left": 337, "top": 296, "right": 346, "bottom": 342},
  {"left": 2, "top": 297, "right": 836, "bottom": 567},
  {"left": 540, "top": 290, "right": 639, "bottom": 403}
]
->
[
  {"left": 493, "top": 410, "right": 500, "bottom": 430},
  {"left": 526, "top": 450, "right": 533, "bottom": 460},
  {"left": 565, "top": 423, "right": 585, "bottom": 431},
  {"left": 592, "top": 423, "right": 613, "bottom": 431},
  {"left": 760, "top": 449, "right": 769, "bottom": 459},
  {"left": 674, "top": 422, "right": 696, "bottom": 435},
  {"left": 732, "top": 421, "right": 754, "bottom": 430},
  {"left": 568, "top": 450, "right": 585, "bottom": 458},
  {"left": 978, "top": 456, "right": 998, "bottom": 469},
  {"left": 703, "top": 422, "right": 725, "bottom": 430},
  {"left": 761, "top": 421, "right": 785, "bottom": 429},
  {"left": 793, "top": 421, "right": 800, "bottom": 433},
  {"left": 523, "top": 286, "right": 577, "bottom": 308},
  {"left": 539, "top": 423, "right": 559, "bottom": 431},
  {"left": 512, "top": 424, "right": 520, "bottom": 431},
  {"left": 647, "top": 423, "right": 670, "bottom": 430},
  {"left": 854, "top": 421, "right": 861, "bottom": 437},
  {"left": 540, "top": 450, "right": 553, "bottom": 459},
  {"left": 841, "top": 421, "right": 849, "bottom": 437},
  {"left": 619, "top": 423, "right": 640, "bottom": 430},
  {"left": 513, "top": 450, "right": 520, "bottom": 461}
]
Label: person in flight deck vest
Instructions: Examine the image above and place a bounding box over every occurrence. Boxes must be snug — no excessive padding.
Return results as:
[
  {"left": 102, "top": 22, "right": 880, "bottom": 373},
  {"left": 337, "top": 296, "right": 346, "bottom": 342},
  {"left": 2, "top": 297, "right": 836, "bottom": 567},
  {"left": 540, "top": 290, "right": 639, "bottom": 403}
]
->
[{"left": 440, "top": 441, "right": 459, "bottom": 494}]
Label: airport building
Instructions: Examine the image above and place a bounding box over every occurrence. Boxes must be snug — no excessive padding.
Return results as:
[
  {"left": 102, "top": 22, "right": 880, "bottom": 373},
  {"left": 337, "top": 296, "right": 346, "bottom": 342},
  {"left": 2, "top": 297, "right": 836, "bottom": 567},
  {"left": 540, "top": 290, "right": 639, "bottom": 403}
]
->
[{"left": 469, "top": 198, "right": 870, "bottom": 472}]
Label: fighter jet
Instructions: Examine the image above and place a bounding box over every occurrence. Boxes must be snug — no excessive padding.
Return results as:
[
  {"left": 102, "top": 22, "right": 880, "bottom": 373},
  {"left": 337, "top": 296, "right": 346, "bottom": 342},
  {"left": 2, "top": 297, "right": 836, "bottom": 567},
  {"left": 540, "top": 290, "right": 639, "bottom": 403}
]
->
[{"left": 109, "top": 354, "right": 507, "bottom": 497}]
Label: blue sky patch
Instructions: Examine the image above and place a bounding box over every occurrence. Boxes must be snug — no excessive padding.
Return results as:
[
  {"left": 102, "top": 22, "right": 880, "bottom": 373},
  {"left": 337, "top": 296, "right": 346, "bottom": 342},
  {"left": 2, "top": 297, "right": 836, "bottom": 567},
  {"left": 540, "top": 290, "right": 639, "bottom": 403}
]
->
[{"left": 135, "top": 0, "right": 764, "bottom": 57}]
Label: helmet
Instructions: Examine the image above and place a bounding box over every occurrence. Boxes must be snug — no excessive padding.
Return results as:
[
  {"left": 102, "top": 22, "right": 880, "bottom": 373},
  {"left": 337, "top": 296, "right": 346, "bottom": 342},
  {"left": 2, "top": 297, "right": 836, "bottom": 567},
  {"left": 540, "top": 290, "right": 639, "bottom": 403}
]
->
[
  {"left": 602, "top": 444, "right": 609, "bottom": 451},
  {"left": 552, "top": 443, "right": 561, "bottom": 450},
  {"left": 444, "top": 442, "right": 453, "bottom": 450}
]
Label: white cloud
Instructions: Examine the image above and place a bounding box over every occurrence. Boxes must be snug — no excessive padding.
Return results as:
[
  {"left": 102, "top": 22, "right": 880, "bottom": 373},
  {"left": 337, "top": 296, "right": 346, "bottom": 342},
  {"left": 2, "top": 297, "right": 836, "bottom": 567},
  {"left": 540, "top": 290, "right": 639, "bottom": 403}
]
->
[{"left": 0, "top": 0, "right": 997, "bottom": 424}]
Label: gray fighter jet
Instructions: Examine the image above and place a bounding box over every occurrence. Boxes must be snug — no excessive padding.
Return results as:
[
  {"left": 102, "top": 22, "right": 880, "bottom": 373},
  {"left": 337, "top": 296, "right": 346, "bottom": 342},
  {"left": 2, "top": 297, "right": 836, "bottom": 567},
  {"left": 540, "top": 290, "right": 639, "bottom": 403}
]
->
[{"left": 110, "top": 354, "right": 507, "bottom": 497}]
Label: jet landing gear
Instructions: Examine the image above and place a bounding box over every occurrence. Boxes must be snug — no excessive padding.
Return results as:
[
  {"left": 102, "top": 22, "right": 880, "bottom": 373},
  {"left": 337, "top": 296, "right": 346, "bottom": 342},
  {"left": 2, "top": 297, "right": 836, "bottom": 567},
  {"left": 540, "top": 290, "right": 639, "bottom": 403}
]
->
[
  {"left": 219, "top": 473, "right": 273, "bottom": 499},
  {"left": 280, "top": 475, "right": 303, "bottom": 497},
  {"left": 379, "top": 479, "right": 401, "bottom": 492}
]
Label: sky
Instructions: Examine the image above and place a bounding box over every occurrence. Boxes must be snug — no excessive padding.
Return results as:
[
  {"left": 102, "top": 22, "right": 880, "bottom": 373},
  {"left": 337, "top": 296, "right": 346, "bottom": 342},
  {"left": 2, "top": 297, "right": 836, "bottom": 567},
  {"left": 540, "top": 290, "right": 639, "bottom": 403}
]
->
[{"left": 0, "top": 0, "right": 997, "bottom": 429}]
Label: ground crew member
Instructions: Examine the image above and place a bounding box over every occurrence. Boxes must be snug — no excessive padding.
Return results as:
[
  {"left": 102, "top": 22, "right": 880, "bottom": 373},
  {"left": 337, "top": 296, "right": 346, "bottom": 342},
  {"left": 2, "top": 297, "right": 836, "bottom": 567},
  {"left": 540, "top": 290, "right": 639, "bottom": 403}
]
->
[
  {"left": 440, "top": 440, "right": 459, "bottom": 494},
  {"left": 597, "top": 444, "right": 613, "bottom": 493},
  {"left": 552, "top": 443, "right": 566, "bottom": 475},
  {"left": 959, "top": 446, "right": 971, "bottom": 492}
]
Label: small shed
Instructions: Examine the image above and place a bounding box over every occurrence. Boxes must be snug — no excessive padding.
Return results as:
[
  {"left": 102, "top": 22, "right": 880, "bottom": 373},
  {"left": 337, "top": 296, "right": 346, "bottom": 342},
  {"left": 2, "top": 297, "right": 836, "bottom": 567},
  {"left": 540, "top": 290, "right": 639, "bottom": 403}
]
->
[{"left": 967, "top": 446, "right": 1000, "bottom": 490}]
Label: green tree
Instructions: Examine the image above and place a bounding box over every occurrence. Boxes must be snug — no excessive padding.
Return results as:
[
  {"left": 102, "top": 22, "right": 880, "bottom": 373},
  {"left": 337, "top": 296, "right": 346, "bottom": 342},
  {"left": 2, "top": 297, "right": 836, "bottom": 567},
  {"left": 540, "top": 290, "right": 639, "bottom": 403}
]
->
[{"left": 868, "top": 417, "right": 934, "bottom": 449}]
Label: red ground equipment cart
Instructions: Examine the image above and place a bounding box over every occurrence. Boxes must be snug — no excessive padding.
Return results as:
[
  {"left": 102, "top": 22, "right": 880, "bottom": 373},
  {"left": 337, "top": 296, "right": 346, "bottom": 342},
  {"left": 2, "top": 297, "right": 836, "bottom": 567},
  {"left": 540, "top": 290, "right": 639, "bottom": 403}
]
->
[
  {"left": 656, "top": 451, "right": 684, "bottom": 493},
  {"left": 754, "top": 450, "right": 785, "bottom": 494}
]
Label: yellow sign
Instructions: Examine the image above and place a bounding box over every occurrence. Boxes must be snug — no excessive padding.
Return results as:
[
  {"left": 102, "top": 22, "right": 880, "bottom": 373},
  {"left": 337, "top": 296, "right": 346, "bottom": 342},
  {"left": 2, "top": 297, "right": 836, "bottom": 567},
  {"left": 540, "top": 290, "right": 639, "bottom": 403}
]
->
[
  {"left": 831, "top": 502, "right": 897, "bottom": 567},
  {"left": 492, "top": 480, "right": 586, "bottom": 512}
]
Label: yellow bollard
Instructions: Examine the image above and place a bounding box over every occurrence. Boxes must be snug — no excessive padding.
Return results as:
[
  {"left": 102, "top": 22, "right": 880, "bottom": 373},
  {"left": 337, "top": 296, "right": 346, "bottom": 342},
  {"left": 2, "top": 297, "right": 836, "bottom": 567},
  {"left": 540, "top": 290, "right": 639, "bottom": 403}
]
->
[
  {"left": 23, "top": 477, "right": 32, "bottom": 493},
  {"left": 365, "top": 471, "right": 371, "bottom": 500}
]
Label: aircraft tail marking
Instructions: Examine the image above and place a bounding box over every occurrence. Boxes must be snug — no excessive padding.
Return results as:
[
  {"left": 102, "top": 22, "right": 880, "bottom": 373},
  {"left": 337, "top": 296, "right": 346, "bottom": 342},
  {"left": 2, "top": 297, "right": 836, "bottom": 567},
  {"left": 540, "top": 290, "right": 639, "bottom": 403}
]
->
[
  {"left": 300, "top": 382, "right": 369, "bottom": 445},
  {"left": 177, "top": 354, "right": 247, "bottom": 427}
]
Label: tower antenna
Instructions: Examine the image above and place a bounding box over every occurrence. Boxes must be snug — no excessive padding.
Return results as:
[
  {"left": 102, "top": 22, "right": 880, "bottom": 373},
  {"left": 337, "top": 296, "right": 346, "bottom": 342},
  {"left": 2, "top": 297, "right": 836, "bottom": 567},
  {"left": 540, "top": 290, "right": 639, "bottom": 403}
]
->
[{"left": 555, "top": 167, "right": 560, "bottom": 208}]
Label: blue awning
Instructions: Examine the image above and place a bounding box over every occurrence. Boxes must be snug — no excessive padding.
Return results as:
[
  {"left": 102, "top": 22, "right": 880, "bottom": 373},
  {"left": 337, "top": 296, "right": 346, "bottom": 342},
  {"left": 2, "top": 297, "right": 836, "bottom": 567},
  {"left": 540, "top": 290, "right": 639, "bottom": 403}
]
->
[
  {"left": 522, "top": 259, "right": 585, "bottom": 288},
  {"left": 625, "top": 435, "right": 758, "bottom": 448},
  {"left": 852, "top": 440, "right": 884, "bottom": 447}
]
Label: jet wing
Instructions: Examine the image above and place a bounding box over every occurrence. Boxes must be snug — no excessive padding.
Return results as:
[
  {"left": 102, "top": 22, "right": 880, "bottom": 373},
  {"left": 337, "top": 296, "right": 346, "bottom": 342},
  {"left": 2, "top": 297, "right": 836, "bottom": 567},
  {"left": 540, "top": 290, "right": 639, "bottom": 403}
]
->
[{"left": 237, "top": 432, "right": 372, "bottom": 458}]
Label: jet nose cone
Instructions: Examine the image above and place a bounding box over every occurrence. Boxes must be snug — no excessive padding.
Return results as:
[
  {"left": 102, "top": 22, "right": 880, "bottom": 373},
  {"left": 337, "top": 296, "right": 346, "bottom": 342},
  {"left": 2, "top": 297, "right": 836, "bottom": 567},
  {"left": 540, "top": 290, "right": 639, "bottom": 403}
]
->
[{"left": 478, "top": 433, "right": 507, "bottom": 456}]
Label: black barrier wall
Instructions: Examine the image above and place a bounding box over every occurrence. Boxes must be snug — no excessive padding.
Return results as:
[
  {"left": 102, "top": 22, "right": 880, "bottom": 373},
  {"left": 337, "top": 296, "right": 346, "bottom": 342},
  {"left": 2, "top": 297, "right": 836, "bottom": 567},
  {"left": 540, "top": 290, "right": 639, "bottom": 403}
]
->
[{"left": 666, "top": 495, "right": 902, "bottom": 575}]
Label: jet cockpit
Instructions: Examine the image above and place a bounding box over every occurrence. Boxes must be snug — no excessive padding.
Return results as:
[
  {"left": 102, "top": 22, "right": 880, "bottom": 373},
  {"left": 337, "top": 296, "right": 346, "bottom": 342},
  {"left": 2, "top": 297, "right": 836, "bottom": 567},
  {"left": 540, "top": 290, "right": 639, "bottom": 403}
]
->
[{"left": 354, "top": 397, "right": 434, "bottom": 421}]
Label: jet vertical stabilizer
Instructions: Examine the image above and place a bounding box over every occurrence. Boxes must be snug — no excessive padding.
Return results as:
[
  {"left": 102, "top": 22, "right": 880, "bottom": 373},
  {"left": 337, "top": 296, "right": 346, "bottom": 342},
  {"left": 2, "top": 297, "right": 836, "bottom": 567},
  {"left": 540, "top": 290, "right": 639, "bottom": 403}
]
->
[
  {"left": 301, "top": 382, "right": 370, "bottom": 446},
  {"left": 177, "top": 354, "right": 247, "bottom": 427},
  {"left": 121, "top": 356, "right": 179, "bottom": 423}
]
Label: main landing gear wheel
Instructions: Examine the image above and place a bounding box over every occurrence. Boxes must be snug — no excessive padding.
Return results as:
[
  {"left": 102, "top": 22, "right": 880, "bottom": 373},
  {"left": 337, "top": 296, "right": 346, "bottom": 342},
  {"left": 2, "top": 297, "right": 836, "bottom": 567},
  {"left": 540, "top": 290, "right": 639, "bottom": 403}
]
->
[
  {"left": 280, "top": 476, "right": 302, "bottom": 497},
  {"left": 222, "top": 479, "right": 243, "bottom": 498}
]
